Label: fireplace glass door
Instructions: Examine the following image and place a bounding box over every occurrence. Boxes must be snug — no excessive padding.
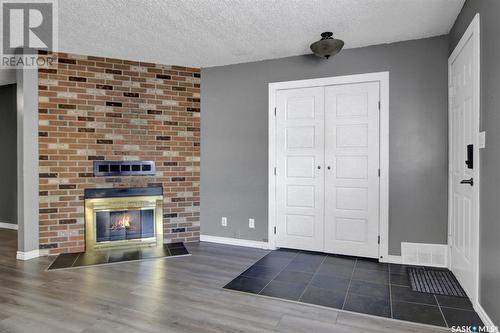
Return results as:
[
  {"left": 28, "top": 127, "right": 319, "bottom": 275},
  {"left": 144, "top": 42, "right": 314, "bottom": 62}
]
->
[
  {"left": 85, "top": 193, "right": 163, "bottom": 250},
  {"left": 95, "top": 209, "right": 155, "bottom": 243}
]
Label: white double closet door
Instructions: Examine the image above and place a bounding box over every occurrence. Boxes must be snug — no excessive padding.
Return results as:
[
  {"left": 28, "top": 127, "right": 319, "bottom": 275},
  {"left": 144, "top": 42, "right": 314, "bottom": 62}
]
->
[{"left": 276, "top": 81, "right": 380, "bottom": 258}]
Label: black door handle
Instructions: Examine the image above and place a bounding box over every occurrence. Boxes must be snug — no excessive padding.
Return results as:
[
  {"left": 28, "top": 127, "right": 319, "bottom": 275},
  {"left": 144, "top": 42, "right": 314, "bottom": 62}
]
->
[
  {"left": 460, "top": 178, "right": 474, "bottom": 186},
  {"left": 465, "top": 144, "right": 473, "bottom": 169}
]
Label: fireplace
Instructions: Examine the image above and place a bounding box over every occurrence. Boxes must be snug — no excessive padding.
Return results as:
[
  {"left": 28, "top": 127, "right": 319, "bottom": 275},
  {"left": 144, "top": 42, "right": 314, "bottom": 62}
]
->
[{"left": 84, "top": 187, "right": 163, "bottom": 251}]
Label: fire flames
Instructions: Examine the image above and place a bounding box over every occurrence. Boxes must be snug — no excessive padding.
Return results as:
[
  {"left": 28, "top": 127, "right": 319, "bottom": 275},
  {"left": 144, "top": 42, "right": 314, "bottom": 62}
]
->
[{"left": 111, "top": 213, "right": 135, "bottom": 231}]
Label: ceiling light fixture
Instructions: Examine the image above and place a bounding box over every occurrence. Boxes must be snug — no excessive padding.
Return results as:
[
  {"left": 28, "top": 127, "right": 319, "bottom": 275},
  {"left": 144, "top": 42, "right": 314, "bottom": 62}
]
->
[{"left": 310, "top": 32, "right": 344, "bottom": 59}]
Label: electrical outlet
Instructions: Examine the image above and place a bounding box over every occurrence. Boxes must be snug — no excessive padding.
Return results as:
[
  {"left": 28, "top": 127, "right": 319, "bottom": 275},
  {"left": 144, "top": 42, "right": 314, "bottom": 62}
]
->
[
  {"left": 221, "top": 217, "right": 227, "bottom": 227},
  {"left": 249, "top": 218, "right": 255, "bottom": 229}
]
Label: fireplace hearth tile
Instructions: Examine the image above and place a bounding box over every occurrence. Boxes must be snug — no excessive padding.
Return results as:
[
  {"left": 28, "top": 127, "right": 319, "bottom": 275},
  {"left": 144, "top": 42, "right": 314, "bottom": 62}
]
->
[
  {"left": 48, "top": 252, "right": 80, "bottom": 270},
  {"left": 47, "top": 243, "right": 189, "bottom": 271},
  {"left": 73, "top": 251, "right": 109, "bottom": 267},
  {"left": 166, "top": 242, "right": 185, "bottom": 249},
  {"left": 108, "top": 249, "right": 141, "bottom": 263},
  {"left": 140, "top": 246, "right": 170, "bottom": 259},
  {"left": 168, "top": 247, "right": 189, "bottom": 256}
]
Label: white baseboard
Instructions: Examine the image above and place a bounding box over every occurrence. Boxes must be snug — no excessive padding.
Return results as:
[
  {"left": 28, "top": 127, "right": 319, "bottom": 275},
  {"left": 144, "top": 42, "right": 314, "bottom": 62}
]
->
[
  {"left": 16, "top": 249, "right": 40, "bottom": 261},
  {"left": 475, "top": 302, "right": 498, "bottom": 331},
  {"left": 200, "top": 235, "right": 270, "bottom": 250},
  {"left": 380, "top": 255, "right": 402, "bottom": 264},
  {"left": 0, "top": 222, "right": 18, "bottom": 230}
]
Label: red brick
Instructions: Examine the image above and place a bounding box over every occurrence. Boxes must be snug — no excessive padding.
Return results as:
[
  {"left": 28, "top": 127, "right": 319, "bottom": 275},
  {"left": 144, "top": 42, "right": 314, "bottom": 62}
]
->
[{"left": 38, "top": 52, "right": 200, "bottom": 255}]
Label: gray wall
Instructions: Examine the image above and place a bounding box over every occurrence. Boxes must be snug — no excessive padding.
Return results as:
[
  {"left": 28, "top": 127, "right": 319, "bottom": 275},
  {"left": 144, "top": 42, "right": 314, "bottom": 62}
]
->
[
  {"left": 450, "top": 0, "right": 500, "bottom": 324},
  {"left": 0, "top": 84, "right": 17, "bottom": 225},
  {"left": 16, "top": 68, "right": 39, "bottom": 253},
  {"left": 201, "top": 35, "right": 449, "bottom": 255}
]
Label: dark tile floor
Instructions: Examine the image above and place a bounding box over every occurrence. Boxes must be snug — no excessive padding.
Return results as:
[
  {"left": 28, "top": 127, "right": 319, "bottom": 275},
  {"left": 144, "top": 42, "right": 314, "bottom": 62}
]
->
[
  {"left": 224, "top": 248, "right": 484, "bottom": 328},
  {"left": 47, "top": 242, "right": 189, "bottom": 270}
]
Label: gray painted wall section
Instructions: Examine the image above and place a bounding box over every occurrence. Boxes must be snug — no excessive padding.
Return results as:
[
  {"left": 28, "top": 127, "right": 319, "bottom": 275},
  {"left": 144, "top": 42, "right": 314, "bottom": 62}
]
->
[
  {"left": 201, "top": 36, "right": 449, "bottom": 255},
  {"left": 0, "top": 69, "right": 16, "bottom": 86},
  {"left": 450, "top": 0, "right": 500, "bottom": 324},
  {"left": 16, "top": 69, "right": 39, "bottom": 253},
  {"left": 0, "top": 84, "right": 17, "bottom": 225}
]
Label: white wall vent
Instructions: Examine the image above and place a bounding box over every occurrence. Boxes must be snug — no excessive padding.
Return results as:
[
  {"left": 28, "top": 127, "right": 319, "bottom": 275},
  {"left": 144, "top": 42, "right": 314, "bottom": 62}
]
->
[{"left": 401, "top": 242, "right": 448, "bottom": 267}]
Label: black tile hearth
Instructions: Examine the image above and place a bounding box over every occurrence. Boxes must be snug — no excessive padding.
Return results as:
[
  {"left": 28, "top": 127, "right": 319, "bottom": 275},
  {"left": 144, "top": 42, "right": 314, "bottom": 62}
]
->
[
  {"left": 168, "top": 247, "right": 190, "bottom": 256},
  {"left": 166, "top": 242, "right": 186, "bottom": 249},
  {"left": 73, "top": 251, "right": 109, "bottom": 267},
  {"left": 47, "top": 252, "right": 79, "bottom": 270},
  {"left": 47, "top": 243, "right": 189, "bottom": 271},
  {"left": 108, "top": 249, "right": 140, "bottom": 263},
  {"left": 223, "top": 248, "right": 483, "bottom": 329},
  {"left": 139, "top": 245, "right": 170, "bottom": 259}
]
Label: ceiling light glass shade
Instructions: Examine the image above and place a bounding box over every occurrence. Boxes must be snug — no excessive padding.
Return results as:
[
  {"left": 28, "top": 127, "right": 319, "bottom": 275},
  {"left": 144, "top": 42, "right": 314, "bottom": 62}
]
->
[{"left": 310, "top": 32, "right": 344, "bottom": 59}]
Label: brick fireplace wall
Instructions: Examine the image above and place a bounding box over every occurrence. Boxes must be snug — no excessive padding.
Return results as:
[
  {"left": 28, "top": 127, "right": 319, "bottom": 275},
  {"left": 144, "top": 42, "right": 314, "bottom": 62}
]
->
[{"left": 38, "top": 52, "right": 200, "bottom": 255}]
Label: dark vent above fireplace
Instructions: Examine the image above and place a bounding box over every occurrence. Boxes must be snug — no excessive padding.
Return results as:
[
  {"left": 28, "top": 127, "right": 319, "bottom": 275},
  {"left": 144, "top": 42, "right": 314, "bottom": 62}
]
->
[{"left": 93, "top": 161, "right": 156, "bottom": 177}]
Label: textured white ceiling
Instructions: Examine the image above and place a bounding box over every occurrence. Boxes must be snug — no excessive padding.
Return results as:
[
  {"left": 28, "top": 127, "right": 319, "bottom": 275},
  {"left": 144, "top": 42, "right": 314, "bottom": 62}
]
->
[{"left": 58, "top": 0, "right": 465, "bottom": 68}]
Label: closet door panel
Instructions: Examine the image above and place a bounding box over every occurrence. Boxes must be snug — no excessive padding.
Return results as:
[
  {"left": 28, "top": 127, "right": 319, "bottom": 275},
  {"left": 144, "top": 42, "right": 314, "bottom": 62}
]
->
[
  {"left": 324, "top": 82, "right": 380, "bottom": 258},
  {"left": 275, "top": 87, "right": 325, "bottom": 252}
]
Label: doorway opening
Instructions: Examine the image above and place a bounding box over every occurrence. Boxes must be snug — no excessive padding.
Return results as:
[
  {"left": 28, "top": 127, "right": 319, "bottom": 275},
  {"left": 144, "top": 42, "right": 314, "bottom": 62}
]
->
[{"left": 0, "top": 82, "right": 19, "bottom": 257}]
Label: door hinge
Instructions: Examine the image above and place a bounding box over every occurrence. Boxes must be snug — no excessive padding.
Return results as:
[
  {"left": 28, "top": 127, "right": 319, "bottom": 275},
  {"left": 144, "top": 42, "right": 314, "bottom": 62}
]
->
[
  {"left": 378, "top": 169, "right": 381, "bottom": 177},
  {"left": 378, "top": 101, "right": 381, "bottom": 110},
  {"left": 274, "top": 167, "right": 277, "bottom": 175},
  {"left": 378, "top": 235, "right": 380, "bottom": 244},
  {"left": 274, "top": 107, "right": 277, "bottom": 117},
  {"left": 274, "top": 226, "right": 276, "bottom": 234}
]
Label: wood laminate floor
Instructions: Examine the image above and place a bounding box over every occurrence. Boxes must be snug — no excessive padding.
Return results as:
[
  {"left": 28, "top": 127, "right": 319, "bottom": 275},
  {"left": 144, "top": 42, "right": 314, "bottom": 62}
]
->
[{"left": 0, "top": 229, "right": 447, "bottom": 333}]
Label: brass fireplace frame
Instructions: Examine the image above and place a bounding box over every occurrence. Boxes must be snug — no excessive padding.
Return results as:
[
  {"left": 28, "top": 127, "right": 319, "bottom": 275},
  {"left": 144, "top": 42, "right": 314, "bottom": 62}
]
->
[{"left": 85, "top": 195, "right": 163, "bottom": 251}]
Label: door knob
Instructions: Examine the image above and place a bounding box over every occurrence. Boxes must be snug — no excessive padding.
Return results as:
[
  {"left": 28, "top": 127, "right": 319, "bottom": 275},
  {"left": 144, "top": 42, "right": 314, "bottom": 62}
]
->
[
  {"left": 317, "top": 166, "right": 321, "bottom": 169},
  {"left": 327, "top": 166, "right": 331, "bottom": 170},
  {"left": 460, "top": 178, "right": 474, "bottom": 186}
]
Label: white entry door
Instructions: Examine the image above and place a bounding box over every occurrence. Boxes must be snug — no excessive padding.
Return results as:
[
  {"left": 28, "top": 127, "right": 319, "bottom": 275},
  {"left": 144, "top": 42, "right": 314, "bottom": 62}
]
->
[
  {"left": 275, "top": 87, "right": 325, "bottom": 252},
  {"left": 275, "top": 82, "right": 380, "bottom": 257},
  {"left": 448, "top": 15, "right": 480, "bottom": 303},
  {"left": 324, "top": 82, "right": 380, "bottom": 258}
]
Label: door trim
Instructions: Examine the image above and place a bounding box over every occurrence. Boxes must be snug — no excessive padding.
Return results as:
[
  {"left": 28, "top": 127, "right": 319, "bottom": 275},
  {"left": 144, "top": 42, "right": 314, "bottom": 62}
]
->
[
  {"left": 447, "top": 13, "right": 480, "bottom": 307},
  {"left": 268, "top": 72, "right": 390, "bottom": 261}
]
